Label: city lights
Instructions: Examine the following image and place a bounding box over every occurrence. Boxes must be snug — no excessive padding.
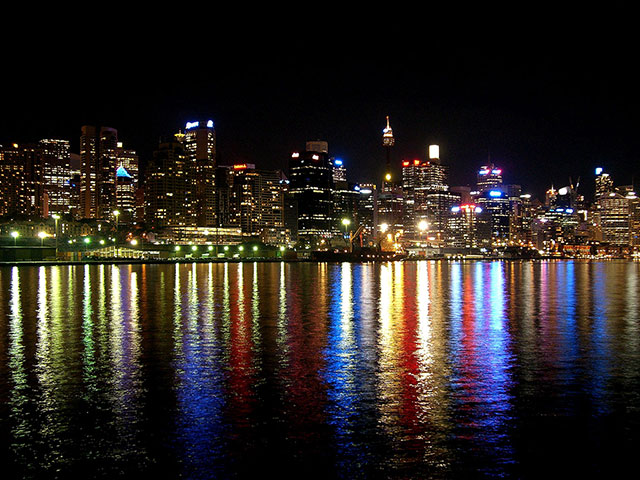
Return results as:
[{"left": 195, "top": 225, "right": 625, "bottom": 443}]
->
[{"left": 2, "top": 115, "right": 638, "bottom": 262}]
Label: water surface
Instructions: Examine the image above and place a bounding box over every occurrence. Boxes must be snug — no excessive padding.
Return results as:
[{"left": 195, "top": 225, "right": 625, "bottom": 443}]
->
[{"left": 1, "top": 260, "right": 639, "bottom": 478}]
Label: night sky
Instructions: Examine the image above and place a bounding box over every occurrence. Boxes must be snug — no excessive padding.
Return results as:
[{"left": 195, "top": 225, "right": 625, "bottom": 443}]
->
[{"left": 3, "top": 7, "right": 638, "bottom": 202}]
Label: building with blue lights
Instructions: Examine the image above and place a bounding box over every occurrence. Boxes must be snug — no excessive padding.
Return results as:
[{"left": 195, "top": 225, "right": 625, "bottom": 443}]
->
[
  {"left": 178, "top": 120, "right": 217, "bottom": 228},
  {"left": 476, "top": 189, "right": 511, "bottom": 243}
]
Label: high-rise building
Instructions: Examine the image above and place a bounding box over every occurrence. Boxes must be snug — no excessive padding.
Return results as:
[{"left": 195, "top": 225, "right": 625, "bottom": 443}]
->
[
  {"left": 288, "top": 141, "right": 334, "bottom": 239},
  {"left": 115, "top": 165, "right": 136, "bottom": 223},
  {"left": 39, "top": 139, "right": 71, "bottom": 216},
  {"left": 330, "top": 158, "right": 347, "bottom": 183},
  {"left": 476, "top": 189, "right": 511, "bottom": 243},
  {"left": 79, "top": 125, "right": 118, "bottom": 219},
  {"left": 447, "top": 203, "right": 491, "bottom": 248},
  {"left": 476, "top": 162, "right": 503, "bottom": 193},
  {"left": 0, "top": 142, "right": 42, "bottom": 217},
  {"left": 595, "top": 167, "right": 614, "bottom": 198},
  {"left": 144, "top": 137, "right": 193, "bottom": 228},
  {"left": 402, "top": 145, "right": 459, "bottom": 243},
  {"left": 223, "top": 163, "right": 285, "bottom": 240},
  {"left": 382, "top": 116, "right": 395, "bottom": 192},
  {"left": 356, "top": 183, "right": 377, "bottom": 243},
  {"left": 179, "top": 120, "right": 217, "bottom": 227},
  {"left": 595, "top": 191, "right": 631, "bottom": 245}
]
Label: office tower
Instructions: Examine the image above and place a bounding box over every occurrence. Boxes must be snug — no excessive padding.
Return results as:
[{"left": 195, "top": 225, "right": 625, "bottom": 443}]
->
[
  {"left": 115, "top": 165, "right": 136, "bottom": 223},
  {"left": 623, "top": 189, "right": 640, "bottom": 246},
  {"left": 79, "top": 125, "right": 117, "bottom": 219},
  {"left": 144, "top": 138, "right": 193, "bottom": 227},
  {"left": 329, "top": 157, "right": 360, "bottom": 234},
  {"left": 595, "top": 167, "right": 614, "bottom": 198},
  {"left": 39, "top": 139, "right": 71, "bottom": 216},
  {"left": 288, "top": 141, "right": 334, "bottom": 239},
  {"left": 377, "top": 183, "right": 403, "bottom": 233},
  {"left": 447, "top": 203, "right": 491, "bottom": 248},
  {"left": 382, "top": 116, "right": 395, "bottom": 192},
  {"left": 476, "top": 162, "right": 503, "bottom": 193},
  {"left": 596, "top": 191, "right": 631, "bottom": 245},
  {"left": 511, "top": 193, "right": 539, "bottom": 245},
  {"left": 402, "top": 145, "right": 459, "bottom": 243},
  {"left": 179, "top": 120, "right": 216, "bottom": 227},
  {"left": 333, "top": 183, "right": 361, "bottom": 235},
  {"left": 68, "top": 153, "right": 81, "bottom": 218},
  {"left": 476, "top": 189, "right": 511, "bottom": 243},
  {"left": 116, "top": 142, "right": 139, "bottom": 188},
  {"left": 0, "top": 142, "right": 42, "bottom": 217},
  {"left": 356, "top": 184, "right": 377, "bottom": 242},
  {"left": 220, "top": 164, "right": 286, "bottom": 242},
  {"left": 330, "top": 158, "right": 347, "bottom": 183}
]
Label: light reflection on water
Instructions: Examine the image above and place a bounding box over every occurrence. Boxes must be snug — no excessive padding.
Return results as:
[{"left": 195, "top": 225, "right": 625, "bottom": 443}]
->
[{"left": 1, "top": 260, "right": 640, "bottom": 479}]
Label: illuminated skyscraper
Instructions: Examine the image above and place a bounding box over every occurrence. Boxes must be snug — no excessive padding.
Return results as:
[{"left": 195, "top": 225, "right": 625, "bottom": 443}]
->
[
  {"left": 180, "top": 120, "right": 217, "bottom": 227},
  {"left": 476, "top": 189, "right": 511, "bottom": 243},
  {"left": 39, "top": 139, "right": 71, "bottom": 216},
  {"left": 288, "top": 141, "right": 334, "bottom": 239},
  {"left": 595, "top": 167, "right": 614, "bottom": 197},
  {"left": 79, "top": 125, "right": 128, "bottom": 220},
  {"left": 476, "top": 162, "right": 503, "bottom": 193},
  {"left": 145, "top": 137, "right": 193, "bottom": 228},
  {"left": 447, "top": 203, "right": 491, "bottom": 248},
  {"left": 0, "top": 142, "right": 42, "bottom": 216},
  {"left": 330, "top": 158, "right": 347, "bottom": 184},
  {"left": 402, "top": 145, "right": 459, "bottom": 243},
  {"left": 220, "top": 163, "right": 286, "bottom": 242},
  {"left": 596, "top": 191, "right": 631, "bottom": 245},
  {"left": 115, "top": 165, "right": 136, "bottom": 223},
  {"left": 382, "top": 116, "right": 395, "bottom": 192}
]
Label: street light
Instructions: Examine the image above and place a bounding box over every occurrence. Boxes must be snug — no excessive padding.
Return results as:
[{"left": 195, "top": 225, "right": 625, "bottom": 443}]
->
[
  {"left": 341, "top": 218, "right": 351, "bottom": 249},
  {"left": 52, "top": 214, "right": 60, "bottom": 257},
  {"left": 113, "top": 210, "right": 120, "bottom": 258},
  {"left": 38, "top": 231, "right": 48, "bottom": 247},
  {"left": 418, "top": 220, "right": 428, "bottom": 245},
  {"left": 10, "top": 231, "right": 19, "bottom": 246}
]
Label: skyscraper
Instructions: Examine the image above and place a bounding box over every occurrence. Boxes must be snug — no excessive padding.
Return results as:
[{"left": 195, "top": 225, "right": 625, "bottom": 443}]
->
[
  {"left": 39, "top": 139, "right": 71, "bottom": 216},
  {"left": 79, "top": 125, "right": 119, "bottom": 220},
  {"left": 402, "top": 145, "right": 459, "bottom": 243},
  {"left": 382, "top": 116, "right": 395, "bottom": 192},
  {"left": 0, "top": 142, "right": 42, "bottom": 217},
  {"left": 476, "top": 189, "right": 511, "bottom": 243},
  {"left": 115, "top": 165, "right": 136, "bottom": 224},
  {"left": 220, "top": 163, "right": 286, "bottom": 243},
  {"left": 144, "top": 137, "right": 193, "bottom": 228},
  {"left": 476, "top": 162, "right": 503, "bottom": 193},
  {"left": 288, "top": 141, "right": 334, "bottom": 239},
  {"left": 595, "top": 167, "right": 614, "bottom": 198},
  {"left": 180, "top": 120, "right": 217, "bottom": 227}
]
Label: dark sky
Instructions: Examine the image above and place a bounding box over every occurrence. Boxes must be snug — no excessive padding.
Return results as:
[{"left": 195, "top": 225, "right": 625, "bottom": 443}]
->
[{"left": 2, "top": 7, "right": 638, "bottom": 201}]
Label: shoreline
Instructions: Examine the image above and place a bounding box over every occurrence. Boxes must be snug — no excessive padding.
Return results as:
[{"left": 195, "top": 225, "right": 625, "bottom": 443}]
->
[{"left": 0, "top": 256, "right": 636, "bottom": 267}]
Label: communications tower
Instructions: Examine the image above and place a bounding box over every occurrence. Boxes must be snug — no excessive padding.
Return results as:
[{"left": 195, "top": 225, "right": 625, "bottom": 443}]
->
[{"left": 382, "top": 116, "right": 395, "bottom": 192}]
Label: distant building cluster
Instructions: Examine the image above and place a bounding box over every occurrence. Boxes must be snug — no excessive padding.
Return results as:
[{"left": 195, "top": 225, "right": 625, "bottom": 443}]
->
[{"left": 1, "top": 117, "right": 639, "bottom": 258}]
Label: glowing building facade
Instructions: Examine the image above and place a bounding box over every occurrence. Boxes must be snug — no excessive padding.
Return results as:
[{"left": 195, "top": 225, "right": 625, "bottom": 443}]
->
[
  {"left": 180, "top": 120, "right": 217, "bottom": 227},
  {"left": 401, "top": 145, "right": 459, "bottom": 243},
  {"left": 288, "top": 141, "right": 334, "bottom": 239}
]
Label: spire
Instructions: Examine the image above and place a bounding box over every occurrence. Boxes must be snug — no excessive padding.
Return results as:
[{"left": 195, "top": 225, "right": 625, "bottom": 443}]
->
[{"left": 382, "top": 116, "right": 394, "bottom": 147}]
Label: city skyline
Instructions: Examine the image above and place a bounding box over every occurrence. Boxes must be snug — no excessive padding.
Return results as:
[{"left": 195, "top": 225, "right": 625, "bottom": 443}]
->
[{"left": 3, "top": 13, "right": 639, "bottom": 202}]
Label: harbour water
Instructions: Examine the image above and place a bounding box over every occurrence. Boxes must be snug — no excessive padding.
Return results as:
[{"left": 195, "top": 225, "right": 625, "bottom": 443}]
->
[{"left": 1, "top": 260, "right": 639, "bottom": 478}]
